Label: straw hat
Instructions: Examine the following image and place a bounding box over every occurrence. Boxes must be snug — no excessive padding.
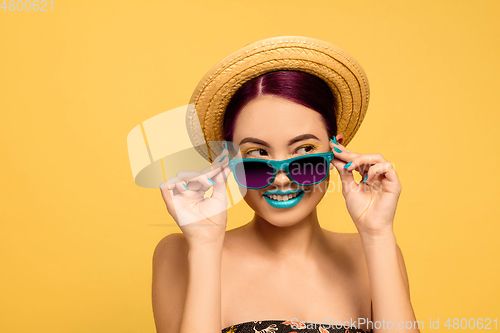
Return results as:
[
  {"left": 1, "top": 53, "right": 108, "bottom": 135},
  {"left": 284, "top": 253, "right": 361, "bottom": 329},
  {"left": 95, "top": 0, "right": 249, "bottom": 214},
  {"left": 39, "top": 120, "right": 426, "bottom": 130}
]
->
[{"left": 186, "top": 36, "right": 370, "bottom": 162}]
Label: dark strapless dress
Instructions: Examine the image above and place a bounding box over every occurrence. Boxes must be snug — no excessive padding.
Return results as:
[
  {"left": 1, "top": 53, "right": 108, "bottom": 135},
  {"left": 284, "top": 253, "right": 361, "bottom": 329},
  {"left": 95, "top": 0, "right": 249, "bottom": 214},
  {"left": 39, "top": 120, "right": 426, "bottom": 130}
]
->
[{"left": 222, "top": 319, "right": 370, "bottom": 333}]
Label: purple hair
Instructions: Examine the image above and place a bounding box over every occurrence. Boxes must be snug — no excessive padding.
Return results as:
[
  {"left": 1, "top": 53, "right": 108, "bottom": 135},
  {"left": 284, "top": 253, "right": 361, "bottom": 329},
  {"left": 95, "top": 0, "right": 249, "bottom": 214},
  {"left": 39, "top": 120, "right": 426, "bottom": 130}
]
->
[{"left": 223, "top": 70, "right": 337, "bottom": 141}]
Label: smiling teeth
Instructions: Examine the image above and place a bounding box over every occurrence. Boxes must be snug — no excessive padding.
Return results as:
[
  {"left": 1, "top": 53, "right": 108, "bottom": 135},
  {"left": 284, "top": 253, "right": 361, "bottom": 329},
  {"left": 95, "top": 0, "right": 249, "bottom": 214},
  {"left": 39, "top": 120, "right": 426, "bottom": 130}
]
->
[{"left": 266, "top": 192, "right": 300, "bottom": 201}]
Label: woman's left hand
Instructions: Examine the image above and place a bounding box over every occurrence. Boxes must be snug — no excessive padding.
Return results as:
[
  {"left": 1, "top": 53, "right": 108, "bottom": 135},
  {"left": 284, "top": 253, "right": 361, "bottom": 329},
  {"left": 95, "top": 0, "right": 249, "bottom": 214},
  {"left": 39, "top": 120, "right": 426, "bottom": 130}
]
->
[{"left": 328, "top": 139, "right": 402, "bottom": 237}]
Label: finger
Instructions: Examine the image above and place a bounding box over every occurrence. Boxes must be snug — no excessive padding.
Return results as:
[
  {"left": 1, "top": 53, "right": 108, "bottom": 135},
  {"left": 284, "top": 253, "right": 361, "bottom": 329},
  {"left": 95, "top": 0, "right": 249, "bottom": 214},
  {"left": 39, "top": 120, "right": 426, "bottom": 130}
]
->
[
  {"left": 328, "top": 140, "right": 359, "bottom": 163},
  {"left": 159, "top": 182, "right": 179, "bottom": 221},
  {"left": 194, "top": 149, "right": 231, "bottom": 189},
  {"left": 329, "top": 137, "right": 356, "bottom": 153},
  {"left": 212, "top": 148, "right": 230, "bottom": 169},
  {"left": 364, "top": 162, "right": 399, "bottom": 185},
  {"left": 166, "top": 147, "right": 230, "bottom": 194},
  {"left": 179, "top": 146, "right": 228, "bottom": 180},
  {"left": 343, "top": 153, "right": 388, "bottom": 175},
  {"left": 210, "top": 165, "right": 232, "bottom": 204},
  {"left": 177, "top": 170, "right": 204, "bottom": 182},
  {"left": 187, "top": 172, "right": 219, "bottom": 192},
  {"left": 331, "top": 157, "right": 358, "bottom": 196},
  {"left": 166, "top": 176, "right": 190, "bottom": 193},
  {"left": 177, "top": 169, "right": 223, "bottom": 193},
  {"left": 198, "top": 147, "right": 229, "bottom": 175},
  {"left": 200, "top": 158, "right": 230, "bottom": 181},
  {"left": 193, "top": 158, "right": 231, "bottom": 195}
]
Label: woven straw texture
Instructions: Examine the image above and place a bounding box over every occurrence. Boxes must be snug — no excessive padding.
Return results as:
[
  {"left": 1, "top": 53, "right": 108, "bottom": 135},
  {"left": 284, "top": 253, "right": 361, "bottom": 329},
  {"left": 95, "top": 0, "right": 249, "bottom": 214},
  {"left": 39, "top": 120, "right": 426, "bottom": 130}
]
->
[{"left": 187, "top": 36, "right": 370, "bottom": 162}]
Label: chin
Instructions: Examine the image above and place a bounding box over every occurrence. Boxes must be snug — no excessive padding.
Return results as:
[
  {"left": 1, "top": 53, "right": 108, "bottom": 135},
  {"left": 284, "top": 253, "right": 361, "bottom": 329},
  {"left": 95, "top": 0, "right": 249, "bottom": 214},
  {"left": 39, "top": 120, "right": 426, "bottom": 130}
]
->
[
  {"left": 256, "top": 210, "right": 308, "bottom": 228},
  {"left": 244, "top": 188, "right": 325, "bottom": 226}
]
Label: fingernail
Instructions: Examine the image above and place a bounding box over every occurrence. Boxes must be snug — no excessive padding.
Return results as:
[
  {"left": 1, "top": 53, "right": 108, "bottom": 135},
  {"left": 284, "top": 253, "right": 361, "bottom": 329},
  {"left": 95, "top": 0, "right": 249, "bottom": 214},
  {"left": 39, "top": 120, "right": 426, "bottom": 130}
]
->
[
  {"left": 331, "top": 136, "right": 339, "bottom": 145},
  {"left": 207, "top": 178, "right": 215, "bottom": 185},
  {"left": 363, "top": 175, "right": 368, "bottom": 183},
  {"left": 220, "top": 155, "right": 227, "bottom": 162},
  {"left": 225, "top": 141, "right": 228, "bottom": 150},
  {"left": 183, "top": 183, "right": 189, "bottom": 190},
  {"left": 160, "top": 182, "right": 166, "bottom": 189},
  {"left": 344, "top": 161, "right": 352, "bottom": 169},
  {"left": 334, "top": 147, "right": 342, "bottom": 153}
]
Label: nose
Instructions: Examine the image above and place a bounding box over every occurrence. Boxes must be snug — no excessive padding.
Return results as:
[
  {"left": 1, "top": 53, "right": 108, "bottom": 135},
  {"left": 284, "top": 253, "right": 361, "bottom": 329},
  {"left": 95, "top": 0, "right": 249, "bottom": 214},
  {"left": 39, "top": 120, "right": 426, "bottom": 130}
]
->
[{"left": 272, "top": 169, "right": 292, "bottom": 186}]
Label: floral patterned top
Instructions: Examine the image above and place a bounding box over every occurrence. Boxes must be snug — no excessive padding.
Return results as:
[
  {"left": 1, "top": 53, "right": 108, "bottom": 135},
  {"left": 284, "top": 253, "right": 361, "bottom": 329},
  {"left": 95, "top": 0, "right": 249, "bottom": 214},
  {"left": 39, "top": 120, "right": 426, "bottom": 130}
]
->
[{"left": 222, "top": 319, "right": 370, "bottom": 333}]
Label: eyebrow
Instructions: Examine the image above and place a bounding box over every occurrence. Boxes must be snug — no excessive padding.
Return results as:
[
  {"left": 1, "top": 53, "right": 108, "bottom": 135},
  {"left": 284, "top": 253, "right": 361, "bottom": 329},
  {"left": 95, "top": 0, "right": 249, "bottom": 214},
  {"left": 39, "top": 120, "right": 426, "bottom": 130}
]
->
[{"left": 239, "top": 134, "right": 320, "bottom": 147}]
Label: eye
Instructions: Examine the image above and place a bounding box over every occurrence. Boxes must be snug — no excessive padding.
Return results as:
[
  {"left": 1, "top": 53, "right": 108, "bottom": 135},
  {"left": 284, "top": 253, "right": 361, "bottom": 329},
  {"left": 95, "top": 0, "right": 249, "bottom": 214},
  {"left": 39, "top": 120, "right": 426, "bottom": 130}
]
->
[
  {"left": 245, "top": 148, "right": 269, "bottom": 157},
  {"left": 295, "top": 144, "right": 317, "bottom": 155}
]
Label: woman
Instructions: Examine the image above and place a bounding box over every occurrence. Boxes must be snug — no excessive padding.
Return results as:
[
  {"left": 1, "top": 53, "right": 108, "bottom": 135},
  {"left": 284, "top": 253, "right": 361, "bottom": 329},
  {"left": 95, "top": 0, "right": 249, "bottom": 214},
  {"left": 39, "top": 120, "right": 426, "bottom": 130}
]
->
[{"left": 152, "top": 37, "right": 419, "bottom": 333}]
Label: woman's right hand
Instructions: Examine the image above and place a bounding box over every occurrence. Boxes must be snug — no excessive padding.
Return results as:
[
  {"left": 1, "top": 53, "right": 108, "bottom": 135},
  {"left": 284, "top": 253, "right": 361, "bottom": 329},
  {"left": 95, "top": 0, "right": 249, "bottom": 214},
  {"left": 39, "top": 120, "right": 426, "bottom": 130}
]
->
[{"left": 159, "top": 149, "right": 232, "bottom": 247}]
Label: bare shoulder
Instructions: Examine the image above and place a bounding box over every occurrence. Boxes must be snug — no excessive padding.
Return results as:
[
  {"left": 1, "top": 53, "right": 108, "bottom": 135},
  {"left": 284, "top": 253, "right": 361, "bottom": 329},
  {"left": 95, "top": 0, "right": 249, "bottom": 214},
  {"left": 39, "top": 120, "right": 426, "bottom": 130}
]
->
[
  {"left": 324, "top": 230, "right": 411, "bottom": 295},
  {"left": 324, "top": 230, "right": 365, "bottom": 253},
  {"left": 152, "top": 232, "right": 189, "bottom": 288},
  {"left": 152, "top": 233, "right": 189, "bottom": 333},
  {"left": 153, "top": 232, "right": 189, "bottom": 263},
  {"left": 322, "top": 230, "right": 368, "bottom": 268}
]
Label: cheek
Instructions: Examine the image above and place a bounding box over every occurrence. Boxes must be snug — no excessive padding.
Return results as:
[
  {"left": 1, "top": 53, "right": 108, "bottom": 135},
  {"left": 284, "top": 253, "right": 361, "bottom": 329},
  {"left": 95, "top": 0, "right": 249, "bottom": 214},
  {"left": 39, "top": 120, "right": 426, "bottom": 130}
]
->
[{"left": 307, "top": 176, "right": 330, "bottom": 199}]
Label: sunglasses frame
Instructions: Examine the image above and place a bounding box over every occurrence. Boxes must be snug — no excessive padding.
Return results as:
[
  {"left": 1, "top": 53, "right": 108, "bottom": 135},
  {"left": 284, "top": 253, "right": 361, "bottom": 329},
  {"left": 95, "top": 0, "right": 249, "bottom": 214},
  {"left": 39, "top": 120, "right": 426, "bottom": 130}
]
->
[{"left": 227, "top": 150, "right": 335, "bottom": 189}]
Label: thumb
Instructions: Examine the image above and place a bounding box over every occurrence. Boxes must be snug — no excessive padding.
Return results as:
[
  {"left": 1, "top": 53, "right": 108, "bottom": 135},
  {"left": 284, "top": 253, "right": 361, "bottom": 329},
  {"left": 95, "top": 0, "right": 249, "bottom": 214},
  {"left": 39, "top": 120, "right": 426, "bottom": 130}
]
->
[
  {"left": 159, "top": 182, "right": 179, "bottom": 222},
  {"left": 210, "top": 165, "right": 232, "bottom": 203},
  {"left": 331, "top": 158, "right": 358, "bottom": 197}
]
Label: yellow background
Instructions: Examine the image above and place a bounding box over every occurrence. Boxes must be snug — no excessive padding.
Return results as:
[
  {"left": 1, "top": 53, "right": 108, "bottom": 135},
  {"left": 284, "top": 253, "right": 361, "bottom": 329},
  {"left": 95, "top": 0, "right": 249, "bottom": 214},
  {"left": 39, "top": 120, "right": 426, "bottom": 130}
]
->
[{"left": 1, "top": 0, "right": 499, "bottom": 332}]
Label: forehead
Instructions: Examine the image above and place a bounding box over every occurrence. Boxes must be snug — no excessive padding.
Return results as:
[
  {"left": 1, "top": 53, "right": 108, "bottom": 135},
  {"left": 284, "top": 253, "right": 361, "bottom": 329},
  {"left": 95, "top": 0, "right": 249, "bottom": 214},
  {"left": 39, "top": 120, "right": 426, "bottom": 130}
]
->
[{"left": 232, "top": 95, "right": 328, "bottom": 144}]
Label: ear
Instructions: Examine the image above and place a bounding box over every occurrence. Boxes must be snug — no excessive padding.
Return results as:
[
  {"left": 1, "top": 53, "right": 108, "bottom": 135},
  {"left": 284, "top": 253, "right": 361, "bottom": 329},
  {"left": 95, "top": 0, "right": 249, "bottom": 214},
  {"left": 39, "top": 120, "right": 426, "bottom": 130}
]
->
[{"left": 335, "top": 134, "right": 345, "bottom": 145}]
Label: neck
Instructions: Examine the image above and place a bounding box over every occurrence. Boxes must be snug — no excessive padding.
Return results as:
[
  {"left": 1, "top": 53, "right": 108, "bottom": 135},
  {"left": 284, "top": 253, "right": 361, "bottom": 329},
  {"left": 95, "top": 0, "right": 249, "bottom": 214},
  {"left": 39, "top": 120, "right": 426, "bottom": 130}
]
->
[{"left": 246, "top": 209, "right": 328, "bottom": 261}]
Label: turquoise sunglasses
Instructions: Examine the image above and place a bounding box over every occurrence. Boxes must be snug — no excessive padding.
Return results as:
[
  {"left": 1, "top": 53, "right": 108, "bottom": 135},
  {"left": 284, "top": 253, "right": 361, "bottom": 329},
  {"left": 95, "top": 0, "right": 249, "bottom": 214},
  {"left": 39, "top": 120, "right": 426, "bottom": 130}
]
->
[{"left": 227, "top": 149, "right": 335, "bottom": 189}]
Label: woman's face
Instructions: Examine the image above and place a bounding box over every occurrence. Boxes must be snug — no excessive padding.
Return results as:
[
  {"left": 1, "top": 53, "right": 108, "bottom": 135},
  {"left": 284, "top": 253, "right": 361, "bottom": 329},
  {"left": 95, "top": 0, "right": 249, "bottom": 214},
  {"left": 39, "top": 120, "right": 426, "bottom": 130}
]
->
[{"left": 231, "top": 95, "right": 338, "bottom": 227}]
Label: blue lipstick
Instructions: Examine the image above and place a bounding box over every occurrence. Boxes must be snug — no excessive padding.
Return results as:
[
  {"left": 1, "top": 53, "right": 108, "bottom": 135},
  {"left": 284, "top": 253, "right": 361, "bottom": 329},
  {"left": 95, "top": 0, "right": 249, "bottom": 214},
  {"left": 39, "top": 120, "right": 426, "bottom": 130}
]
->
[{"left": 263, "top": 189, "right": 305, "bottom": 209}]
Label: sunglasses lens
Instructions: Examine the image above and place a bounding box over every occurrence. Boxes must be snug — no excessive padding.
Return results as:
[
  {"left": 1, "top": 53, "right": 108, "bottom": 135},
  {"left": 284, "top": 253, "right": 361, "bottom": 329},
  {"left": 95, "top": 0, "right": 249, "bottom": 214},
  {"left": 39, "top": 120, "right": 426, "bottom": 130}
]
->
[
  {"left": 289, "top": 156, "right": 329, "bottom": 185},
  {"left": 234, "top": 160, "right": 275, "bottom": 188}
]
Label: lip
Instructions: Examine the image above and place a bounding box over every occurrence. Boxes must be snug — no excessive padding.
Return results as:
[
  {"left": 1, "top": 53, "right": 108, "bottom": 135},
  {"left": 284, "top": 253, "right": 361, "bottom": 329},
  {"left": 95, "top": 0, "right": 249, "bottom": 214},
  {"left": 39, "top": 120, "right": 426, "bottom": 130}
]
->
[{"left": 263, "top": 190, "right": 305, "bottom": 209}]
